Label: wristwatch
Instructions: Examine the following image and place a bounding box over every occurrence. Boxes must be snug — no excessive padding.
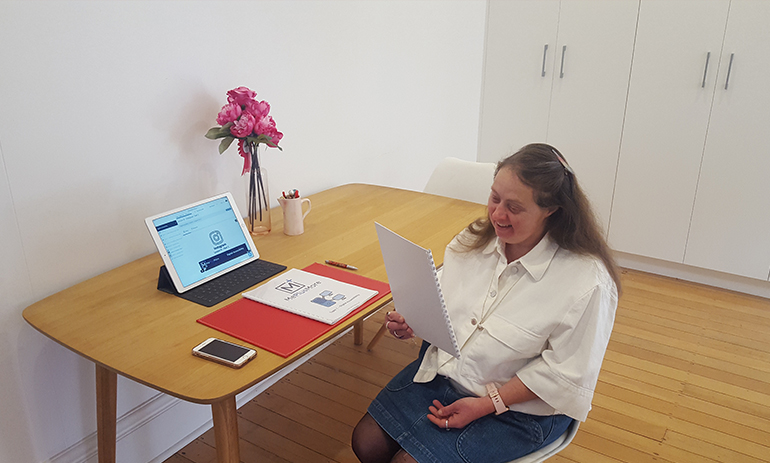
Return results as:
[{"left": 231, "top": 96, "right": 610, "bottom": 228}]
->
[{"left": 486, "top": 383, "right": 508, "bottom": 415}]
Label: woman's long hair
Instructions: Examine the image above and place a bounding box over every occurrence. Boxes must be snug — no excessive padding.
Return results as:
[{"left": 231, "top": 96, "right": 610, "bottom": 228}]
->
[{"left": 460, "top": 143, "right": 622, "bottom": 292}]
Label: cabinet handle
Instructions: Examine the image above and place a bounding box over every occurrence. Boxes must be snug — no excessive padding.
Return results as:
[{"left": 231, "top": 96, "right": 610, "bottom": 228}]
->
[
  {"left": 560, "top": 45, "right": 567, "bottom": 78},
  {"left": 724, "top": 53, "right": 735, "bottom": 90},
  {"left": 701, "top": 52, "right": 711, "bottom": 88},
  {"left": 541, "top": 44, "right": 549, "bottom": 77}
]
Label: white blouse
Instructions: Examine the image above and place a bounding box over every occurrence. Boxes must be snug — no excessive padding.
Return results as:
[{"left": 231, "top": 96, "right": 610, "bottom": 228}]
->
[{"left": 413, "top": 231, "right": 618, "bottom": 422}]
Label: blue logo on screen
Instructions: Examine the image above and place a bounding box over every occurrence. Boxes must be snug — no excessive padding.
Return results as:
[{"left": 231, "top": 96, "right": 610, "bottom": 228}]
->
[{"left": 209, "top": 230, "right": 224, "bottom": 246}]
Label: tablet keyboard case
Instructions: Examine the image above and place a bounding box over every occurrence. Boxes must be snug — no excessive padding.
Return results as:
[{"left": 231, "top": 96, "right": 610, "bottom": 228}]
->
[{"left": 157, "top": 259, "right": 287, "bottom": 307}]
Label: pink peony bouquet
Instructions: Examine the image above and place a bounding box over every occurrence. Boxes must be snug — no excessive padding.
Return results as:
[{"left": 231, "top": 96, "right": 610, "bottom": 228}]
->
[{"left": 205, "top": 86, "right": 283, "bottom": 174}]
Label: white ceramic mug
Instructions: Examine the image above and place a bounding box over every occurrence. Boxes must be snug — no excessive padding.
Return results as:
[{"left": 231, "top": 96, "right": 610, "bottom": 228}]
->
[{"left": 278, "top": 197, "right": 312, "bottom": 235}]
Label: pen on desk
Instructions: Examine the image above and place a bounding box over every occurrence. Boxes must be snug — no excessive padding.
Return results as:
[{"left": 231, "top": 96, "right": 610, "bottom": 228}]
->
[{"left": 325, "top": 260, "right": 358, "bottom": 271}]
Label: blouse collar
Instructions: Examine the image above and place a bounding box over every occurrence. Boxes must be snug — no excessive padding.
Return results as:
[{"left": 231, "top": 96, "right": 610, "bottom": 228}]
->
[{"left": 483, "top": 233, "right": 560, "bottom": 282}]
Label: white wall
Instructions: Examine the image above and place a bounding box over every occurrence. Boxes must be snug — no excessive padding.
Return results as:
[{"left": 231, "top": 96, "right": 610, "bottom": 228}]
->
[{"left": 0, "top": 1, "right": 487, "bottom": 461}]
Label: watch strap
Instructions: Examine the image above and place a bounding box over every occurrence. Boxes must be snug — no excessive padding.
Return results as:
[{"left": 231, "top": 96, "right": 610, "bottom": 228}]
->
[{"left": 485, "top": 383, "right": 508, "bottom": 415}]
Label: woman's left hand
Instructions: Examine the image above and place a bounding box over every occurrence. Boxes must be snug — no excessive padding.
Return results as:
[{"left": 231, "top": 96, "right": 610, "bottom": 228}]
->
[
  {"left": 427, "top": 397, "right": 492, "bottom": 430},
  {"left": 385, "top": 311, "right": 415, "bottom": 340}
]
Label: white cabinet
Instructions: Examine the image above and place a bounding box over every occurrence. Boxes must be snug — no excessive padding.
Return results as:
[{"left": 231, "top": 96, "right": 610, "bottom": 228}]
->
[
  {"left": 479, "top": 0, "right": 770, "bottom": 284},
  {"left": 609, "top": 0, "right": 770, "bottom": 281},
  {"left": 608, "top": 0, "right": 731, "bottom": 262},
  {"left": 545, "top": 1, "right": 638, "bottom": 233},
  {"left": 683, "top": 0, "right": 770, "bottom": 280},
  {"left": 478, "top": 0, "right": 638, "bottom": 231},
  {"left": 478, "top": 0, "right": 559, "bottom": 160}
]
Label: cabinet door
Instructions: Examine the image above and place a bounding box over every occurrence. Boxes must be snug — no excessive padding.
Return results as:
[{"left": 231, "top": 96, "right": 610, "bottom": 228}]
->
[
  {"left": 546, "top": 0, "right": 638, "bottom": 232},
  {"left": 608, "top": 0, "right": 730, "bottom": 263},
  {"left": 683, "top": 0, "right": 770, "bottom": 280},
  {"left": 477, "top": 0, "right": 559, "bottom": 163}
]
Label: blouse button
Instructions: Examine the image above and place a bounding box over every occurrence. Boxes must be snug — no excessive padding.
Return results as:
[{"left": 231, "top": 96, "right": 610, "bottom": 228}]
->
[
  {"left": 511, "top": 267, "right": 519, "bottom": 274},
  {"left": 489, "top": 290, "right": 497, "bottom": 298},
  {"left": 471, "top": 318, "right": 478, "bottom": 325}
]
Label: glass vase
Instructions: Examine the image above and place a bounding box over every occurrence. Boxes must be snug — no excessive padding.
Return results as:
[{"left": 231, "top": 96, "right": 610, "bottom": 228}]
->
[{"left": 245, "top": 143, "right": 271, "bottom": 235}]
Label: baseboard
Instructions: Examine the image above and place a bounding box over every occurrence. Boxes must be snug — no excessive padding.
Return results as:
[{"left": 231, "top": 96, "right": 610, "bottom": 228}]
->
[
  {"left": 615, "top": 251, "right": 770, "bottom": 299},
  {"left": 48, "top": 392, "right": 186, "bottom": 463},
  {"left": 47, "top": 325, "right": 355, "bottom": 463}
]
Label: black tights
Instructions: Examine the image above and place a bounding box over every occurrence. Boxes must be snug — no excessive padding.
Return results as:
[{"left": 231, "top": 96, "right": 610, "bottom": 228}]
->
[{"left": 351, "top": 413, "right": 417, "bottom": 463}]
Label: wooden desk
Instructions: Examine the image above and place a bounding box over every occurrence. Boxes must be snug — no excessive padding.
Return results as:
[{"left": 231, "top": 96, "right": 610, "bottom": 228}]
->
[{"left": 22, "top": 184, "right": 485, "bottom": 463}]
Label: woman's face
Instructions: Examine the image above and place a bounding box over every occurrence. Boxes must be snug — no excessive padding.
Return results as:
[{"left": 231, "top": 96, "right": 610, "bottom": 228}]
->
[{"left": 488, "top": 167, "right": 556, "bottom": 261}]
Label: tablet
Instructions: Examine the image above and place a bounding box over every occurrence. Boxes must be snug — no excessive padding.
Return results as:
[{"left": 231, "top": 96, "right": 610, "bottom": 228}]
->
[{"left": 145, "top": 192, "right": 260, "bottom": 293}]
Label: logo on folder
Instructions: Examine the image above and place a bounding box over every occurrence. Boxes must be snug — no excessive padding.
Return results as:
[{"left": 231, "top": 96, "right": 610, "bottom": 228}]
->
[
  {"left": 276, "top": 280, "right": 306, "bottom": 294},
  {"left": 274, "top": 279, "right": 348, "bottom": 308}
]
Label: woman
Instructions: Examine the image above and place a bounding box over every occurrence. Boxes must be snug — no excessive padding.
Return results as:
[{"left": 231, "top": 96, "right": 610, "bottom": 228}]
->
[{"left": 352, "top": 144, "right": 621, "bottom": 463}]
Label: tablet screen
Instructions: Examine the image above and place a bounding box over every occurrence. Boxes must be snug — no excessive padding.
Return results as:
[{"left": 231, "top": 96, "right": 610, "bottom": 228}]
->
[{"left": 146, "top": 193, "right": 259, "bottom": 292}]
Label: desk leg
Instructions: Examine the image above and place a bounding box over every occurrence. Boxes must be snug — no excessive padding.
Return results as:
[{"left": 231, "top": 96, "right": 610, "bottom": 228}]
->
[
  {"left": 211, "top": 396, "right": 240, "bottom": 463},
  {"left": 367, "top": 323, "right": 388, "bottom": 351},
  {"left": 354, "top": 320, "right": 364, "bottom": 345},
  {"left": 95, "top": 365, "right": 117, "bottom": 463}
]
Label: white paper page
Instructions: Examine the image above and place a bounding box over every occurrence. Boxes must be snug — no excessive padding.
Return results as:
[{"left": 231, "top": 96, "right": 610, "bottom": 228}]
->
[{"left": 375, "top": 223, "right": 461, "bottom": 358}]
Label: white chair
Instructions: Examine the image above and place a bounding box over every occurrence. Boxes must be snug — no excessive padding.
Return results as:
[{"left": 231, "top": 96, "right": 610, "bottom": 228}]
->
[
  {"left": 423, "top": 157, "right": 497, "bottom": 204},
  {"left": 508, "top": 420, "right": 580, "bottom": 463}
]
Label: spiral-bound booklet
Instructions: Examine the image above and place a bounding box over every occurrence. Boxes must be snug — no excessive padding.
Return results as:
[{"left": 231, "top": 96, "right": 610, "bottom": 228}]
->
[{"left": 375, "top": 223, "right": 461, "bottom": 358}]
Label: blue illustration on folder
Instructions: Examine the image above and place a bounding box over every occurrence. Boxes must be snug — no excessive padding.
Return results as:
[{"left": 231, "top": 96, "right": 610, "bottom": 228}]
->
[{"left": 312, "top": 290, "right": 346, "bottom": 307}]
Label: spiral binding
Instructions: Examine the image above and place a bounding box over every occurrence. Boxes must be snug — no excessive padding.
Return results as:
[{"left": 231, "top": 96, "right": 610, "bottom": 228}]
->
[{"left": 427, "top": 249, "right": 460, "bottom": 356}]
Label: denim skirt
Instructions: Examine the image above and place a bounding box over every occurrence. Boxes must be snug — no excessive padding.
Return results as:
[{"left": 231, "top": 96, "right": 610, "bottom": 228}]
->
[{"left": 367, "top": 342, "right": 573, "bottom": 463}]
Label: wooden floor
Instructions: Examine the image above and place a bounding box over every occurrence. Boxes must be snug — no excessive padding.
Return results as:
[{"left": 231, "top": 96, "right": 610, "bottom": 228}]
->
[{"left": 165, "top": 269, "right": 770, "bottom": 463}]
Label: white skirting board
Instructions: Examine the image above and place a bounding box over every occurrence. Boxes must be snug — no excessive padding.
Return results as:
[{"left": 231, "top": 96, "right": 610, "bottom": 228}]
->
[
  {"left": 48, "top": 325, "right": 355, "bottom": 463},
  {"left": 615, "top": 251, "right": 770, "bottom": 299}
]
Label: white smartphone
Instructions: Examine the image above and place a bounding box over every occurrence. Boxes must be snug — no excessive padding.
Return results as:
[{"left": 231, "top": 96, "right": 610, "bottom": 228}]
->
[{"left": 192, "top": 338, "right": 257, "bottom": 368}]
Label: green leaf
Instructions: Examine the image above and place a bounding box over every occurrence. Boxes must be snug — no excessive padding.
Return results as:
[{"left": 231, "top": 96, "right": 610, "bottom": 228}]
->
[
  {"left": 205, "top": 127, "right": 221, "bottom": 139},
  {"left": 205, "top": 123, "right": 234, "bottom": 140},
  {"left": 218, "top": 137, "right": 235, "bottom": 154},
  {"left": 265, "top": 142, "right": 282, "bottom": 149},
  {"left": 264, "top": 135, "right": 282, "bottom": 150},
  {"left": 239, "top": 134, "right": 282, "bottom": 151}
]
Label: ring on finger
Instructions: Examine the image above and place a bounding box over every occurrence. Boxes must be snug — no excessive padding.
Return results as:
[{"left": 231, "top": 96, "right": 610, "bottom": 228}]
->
[{"left": 445, "top": 419, "right": 449, "bottom": 431}]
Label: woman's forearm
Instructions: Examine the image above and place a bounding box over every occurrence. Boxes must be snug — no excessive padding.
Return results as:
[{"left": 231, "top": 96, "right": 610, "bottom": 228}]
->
[{"left": 496, "top": 376, "right": 538, "bottom": 409}]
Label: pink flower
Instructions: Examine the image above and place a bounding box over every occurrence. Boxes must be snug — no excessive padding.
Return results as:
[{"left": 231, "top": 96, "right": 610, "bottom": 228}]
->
[
  {"left": 254, "top": 115, "right": 276, "bottom": 134},
  {"left": 245, "top": 100, "right": 270, "bottom": 118},
  {"left": 254, "top": 115, "right": 283, "bottom": 146},
  {"left": 267, "top": 129, "right": 283, "bottom": 146},
  {"left": 230, "top": 113, "right": 256, "bottom": 138},
  {"left": 226, "top": 86, "right": 257, "bottom": 106},
  {"left": 216, "top": 102, "right": 242, "bottom": 125}
]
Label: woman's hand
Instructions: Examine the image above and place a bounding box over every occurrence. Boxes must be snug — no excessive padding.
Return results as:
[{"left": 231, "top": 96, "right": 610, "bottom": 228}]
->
[
  {"left": 385, "top": 311, "right": 415, "bottom": 340},
  {"left": 427, "top": 398, "right": 494, "bottom": 430}
]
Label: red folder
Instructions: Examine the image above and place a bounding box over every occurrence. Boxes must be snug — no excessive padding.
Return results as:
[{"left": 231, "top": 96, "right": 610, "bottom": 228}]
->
[{"left": 197, "top": 263, "right": 391, "bottom": 357}]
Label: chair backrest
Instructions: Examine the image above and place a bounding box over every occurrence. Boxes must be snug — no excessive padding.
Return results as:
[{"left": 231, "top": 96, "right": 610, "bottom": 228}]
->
[
  {"left": 423, "top": 157, "right": 496, "bottom": 205},
  {"left": 507, "top": 420, "right": 579, "bottom": 463}
]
